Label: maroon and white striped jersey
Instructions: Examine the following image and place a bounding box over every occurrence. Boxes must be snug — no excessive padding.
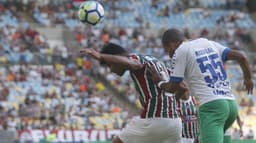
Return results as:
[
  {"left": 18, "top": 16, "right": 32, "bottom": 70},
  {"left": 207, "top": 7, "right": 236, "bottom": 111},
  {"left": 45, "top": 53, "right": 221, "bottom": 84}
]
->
[
  {"left": 177, "top": 96, "right": 199, "bottom": 138},
  {"left": 129, "top": 54, "right": 179, "bottom": 118}
]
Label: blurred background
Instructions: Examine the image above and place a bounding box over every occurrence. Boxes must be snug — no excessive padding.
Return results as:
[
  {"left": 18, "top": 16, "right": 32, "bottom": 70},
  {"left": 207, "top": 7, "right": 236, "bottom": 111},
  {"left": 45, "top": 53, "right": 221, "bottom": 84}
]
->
[{"left": 0, "top": 0, "right": 255, "bottom": 143}]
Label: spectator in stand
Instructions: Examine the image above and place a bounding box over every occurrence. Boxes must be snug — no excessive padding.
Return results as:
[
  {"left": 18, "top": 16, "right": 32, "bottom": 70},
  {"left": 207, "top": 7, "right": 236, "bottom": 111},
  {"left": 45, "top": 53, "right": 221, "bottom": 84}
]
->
[
  {"left": 163, "top": 6, "right": 170, "bottom": 17},
  {"left": 246, "top": 129, "right": 254, "bottom": 139},
  {"left": 232, "top": 128, "right": 240, "bottom": 139},
  {"left": 239, "top": 98, "right": 248, "bottom": 107},
  {"left": 151, "top": 0, "right": 158, "bottom": 9}
]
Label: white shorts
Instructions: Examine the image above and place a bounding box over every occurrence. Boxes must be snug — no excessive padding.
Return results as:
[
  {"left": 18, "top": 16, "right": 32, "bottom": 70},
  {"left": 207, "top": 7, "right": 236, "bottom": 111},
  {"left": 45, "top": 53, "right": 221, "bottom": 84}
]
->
[
  {"left": 119, "top": 117, "right": 182, "bottom": 143},
  {"left": 182, "top": 138, "right": 195, "bottom": 143}
]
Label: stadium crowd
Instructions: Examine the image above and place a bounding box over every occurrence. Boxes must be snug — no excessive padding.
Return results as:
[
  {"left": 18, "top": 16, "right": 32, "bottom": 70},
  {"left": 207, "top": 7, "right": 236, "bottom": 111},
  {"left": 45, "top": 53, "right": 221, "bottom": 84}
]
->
[
  {"left": 0, "top": 2, "right": 129, "bottom": 133},
  {"left": 0, "top": 0, "right": 256, "bottom": 141}
]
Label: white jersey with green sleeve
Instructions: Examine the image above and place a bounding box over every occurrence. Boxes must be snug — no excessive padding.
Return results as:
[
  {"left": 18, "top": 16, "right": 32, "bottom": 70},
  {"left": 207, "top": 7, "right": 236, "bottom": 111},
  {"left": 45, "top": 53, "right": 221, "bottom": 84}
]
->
[{"left": 169, "top": 38, "right": 235, "bottom": 106}]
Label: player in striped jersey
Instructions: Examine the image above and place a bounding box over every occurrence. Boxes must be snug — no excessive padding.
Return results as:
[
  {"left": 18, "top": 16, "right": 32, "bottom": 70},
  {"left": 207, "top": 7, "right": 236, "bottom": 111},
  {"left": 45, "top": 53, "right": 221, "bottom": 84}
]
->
[
  {"left": 80, "top": 43, "right": 184, "bottom": 143},
  {"left": 177, "top": 96, "right": 199, "bottom": 143}
]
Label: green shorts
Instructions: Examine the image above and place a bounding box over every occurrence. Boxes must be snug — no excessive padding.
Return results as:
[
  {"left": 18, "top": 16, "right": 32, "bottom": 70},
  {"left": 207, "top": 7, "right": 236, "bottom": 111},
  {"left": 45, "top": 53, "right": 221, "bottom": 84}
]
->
[{"left": 198, "top": 99, "right": 238, "bottom": 143}]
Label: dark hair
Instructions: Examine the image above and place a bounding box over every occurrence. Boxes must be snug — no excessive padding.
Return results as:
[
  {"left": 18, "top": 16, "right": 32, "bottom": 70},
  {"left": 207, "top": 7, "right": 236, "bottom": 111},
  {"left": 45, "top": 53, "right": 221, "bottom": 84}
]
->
[
  {"left": 100, "top": 42, "right": 127, "bottom": 55},
  {"left": 100, "top": 42, "right": 127, "bottom": 65},
  {"left": 161, "top": 28, "right": 185, "bottom": 46}
]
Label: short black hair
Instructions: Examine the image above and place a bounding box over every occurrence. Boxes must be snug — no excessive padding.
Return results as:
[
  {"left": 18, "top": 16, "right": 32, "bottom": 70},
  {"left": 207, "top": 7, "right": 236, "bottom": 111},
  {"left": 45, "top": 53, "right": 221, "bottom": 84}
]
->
[
  {"left": 161, "top": 28, "right": 185, "bottom": 46},
  {"left": 100, "top": 42, "right": 127, "bottom": 55},
  {"left": 100, "top": 42, "right": 127, "bottom": 65}
]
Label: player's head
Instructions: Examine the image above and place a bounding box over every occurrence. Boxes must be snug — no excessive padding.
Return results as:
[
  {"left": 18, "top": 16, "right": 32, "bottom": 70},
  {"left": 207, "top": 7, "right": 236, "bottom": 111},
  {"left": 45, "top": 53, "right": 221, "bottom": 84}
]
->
[
  {"left": 162, "top": 28, "right": 185, "bottom": 57},
  {"left": 100, "top": 42, "right": 128, "bottom": 76}
]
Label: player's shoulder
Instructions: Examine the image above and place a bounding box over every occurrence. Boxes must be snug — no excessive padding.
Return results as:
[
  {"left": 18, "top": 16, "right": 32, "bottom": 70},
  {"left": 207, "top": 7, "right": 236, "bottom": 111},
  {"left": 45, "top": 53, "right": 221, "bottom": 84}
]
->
[
  {"left": 186, "top": 38, "right": 210, "bottom": 45},
  {"left": 129, "top": 53, "right": 141, "bottom": 63},
  {"left": 138, "top": 54, "right": 160, "bottom": 62},
  {"left": 178, "top": 38, "right": 210, "bottom": 52},
  {"left": 129, "top": 54, "right": 160, "bottom": 65},
  {"left": 175, "top": 41, "right": 191, "bottom": 55},
  {"left": 129, "top": 53, "right": 139, "bottom": 59}
]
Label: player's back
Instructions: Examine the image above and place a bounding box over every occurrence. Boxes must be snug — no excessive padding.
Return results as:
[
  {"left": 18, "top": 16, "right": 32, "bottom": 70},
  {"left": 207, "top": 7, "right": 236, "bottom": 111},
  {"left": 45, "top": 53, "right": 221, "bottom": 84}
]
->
[
  {"left": 129, "top": 54, "right": 179, "bottom": 119},
  {"left": 175, "top": 38, "right": 235, "bottom": 105}
]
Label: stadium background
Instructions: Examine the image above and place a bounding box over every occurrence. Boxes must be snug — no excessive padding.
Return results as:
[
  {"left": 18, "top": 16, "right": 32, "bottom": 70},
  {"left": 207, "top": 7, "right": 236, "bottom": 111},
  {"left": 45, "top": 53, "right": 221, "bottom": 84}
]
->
[{"left": 0, "top": 0, "right": 256, "bottom": 143}]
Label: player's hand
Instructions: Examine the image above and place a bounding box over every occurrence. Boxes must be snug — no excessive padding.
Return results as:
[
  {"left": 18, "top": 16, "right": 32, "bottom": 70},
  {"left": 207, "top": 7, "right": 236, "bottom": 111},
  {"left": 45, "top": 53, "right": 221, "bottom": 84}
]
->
[
  {"left": 244, "top": 79, "right": 253, "bottom": 94},
  {"left": 148, "top": 66, "right": 164, "bottom": 84},
  {"left": 175, "top": 81, "right": 189, "bottom": 101},
  {"left": 80, "top": 48, "right": 101, "bottom": 60},
  {"left": 175, "top": 90, "right": 189, "bottom": 101}
]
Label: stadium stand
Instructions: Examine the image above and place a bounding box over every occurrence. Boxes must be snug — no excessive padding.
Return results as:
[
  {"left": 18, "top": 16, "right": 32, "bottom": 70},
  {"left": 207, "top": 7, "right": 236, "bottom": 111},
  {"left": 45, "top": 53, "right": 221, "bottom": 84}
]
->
[
  {"left": 30, "top": 0, "right": 255, "bottom": 29},
  {"left": 0, "top": 2, "right": 131, "bottom": 138},
  {"left": 0, "top": 0, "right": 255, "bottom": 142}
]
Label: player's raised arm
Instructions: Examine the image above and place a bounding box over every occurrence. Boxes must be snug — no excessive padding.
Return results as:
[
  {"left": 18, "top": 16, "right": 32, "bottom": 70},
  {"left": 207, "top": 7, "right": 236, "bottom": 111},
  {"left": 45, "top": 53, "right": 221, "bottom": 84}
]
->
[
  {"left": 80, "top": 48, "right": 143, "bottom": 72},
  {"left": 226, "top": 50, "right": 254, "bottom": 94}
]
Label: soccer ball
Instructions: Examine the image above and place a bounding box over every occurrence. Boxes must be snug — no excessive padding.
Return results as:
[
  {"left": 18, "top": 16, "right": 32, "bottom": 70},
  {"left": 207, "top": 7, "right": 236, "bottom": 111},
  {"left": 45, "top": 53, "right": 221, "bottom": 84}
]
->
[{"left": 78, "top": 1, "right": 104, "bottom": 25}]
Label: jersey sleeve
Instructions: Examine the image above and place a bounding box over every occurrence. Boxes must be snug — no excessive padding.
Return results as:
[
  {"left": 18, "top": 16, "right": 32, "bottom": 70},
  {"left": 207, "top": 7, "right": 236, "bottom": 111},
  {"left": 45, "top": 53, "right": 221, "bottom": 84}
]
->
[
  {"left": 210, "top": 41, "right": 230, "bottom": 62},
  {"left": 169, "top": 45, "right": 188, "bottom": 83},
  {"left": 129, "top": 54, "right": 142, "bottom": 64},
  {"left": 128, "top": 54, "right": 146, "bottom": 76}
]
